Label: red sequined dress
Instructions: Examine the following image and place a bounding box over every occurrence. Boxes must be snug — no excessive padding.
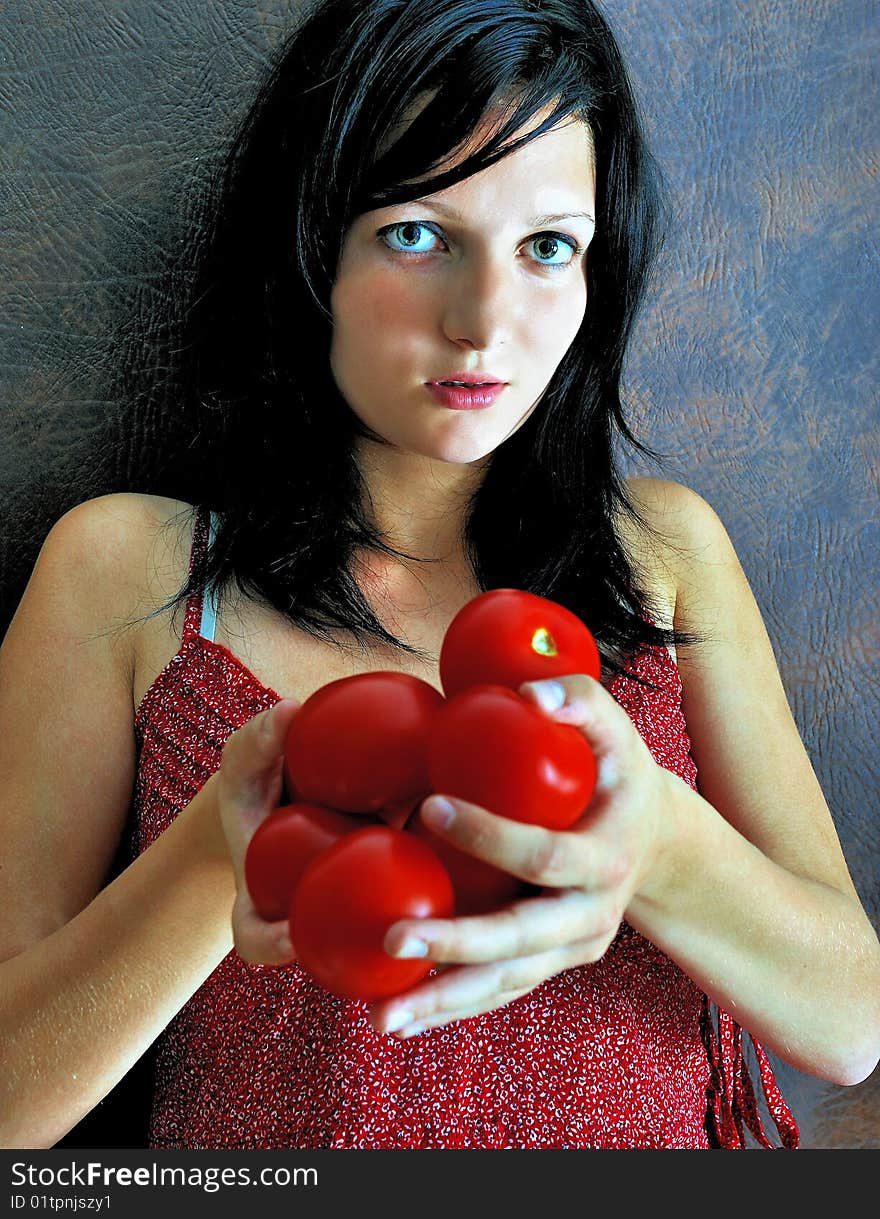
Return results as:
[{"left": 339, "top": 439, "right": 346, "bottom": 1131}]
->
[{"left": 133, "top": 507, "right": 800, "bottom": 1149}]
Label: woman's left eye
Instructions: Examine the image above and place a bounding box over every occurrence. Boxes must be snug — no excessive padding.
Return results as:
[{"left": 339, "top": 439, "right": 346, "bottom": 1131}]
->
[
  {"left": 378, "top": 222, "right": 582, "bottom": 269},
  {"left": 526, "top": 233, "right": 582, "bottom": 269},
  {"left": 379, "top": 222, "right": 443, "bottom": 255}
]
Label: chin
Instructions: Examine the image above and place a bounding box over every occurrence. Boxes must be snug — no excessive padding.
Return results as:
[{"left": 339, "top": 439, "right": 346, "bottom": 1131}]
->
[
  {"left": 426, "top": 409, "right": 528, "bottom": 464},
  {"left": 416, "top": 432, "right": 500, "bottom": 466}
]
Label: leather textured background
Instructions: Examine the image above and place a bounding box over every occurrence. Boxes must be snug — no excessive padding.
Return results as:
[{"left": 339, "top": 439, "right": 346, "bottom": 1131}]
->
[{"left": 1, "top": 1, "right": 877, "bottom": 1149}]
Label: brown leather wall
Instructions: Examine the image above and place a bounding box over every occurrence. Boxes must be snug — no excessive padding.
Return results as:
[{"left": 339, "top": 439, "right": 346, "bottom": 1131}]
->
[{"left": 1, "top": 1, "right": 877, "bottom": 1149}]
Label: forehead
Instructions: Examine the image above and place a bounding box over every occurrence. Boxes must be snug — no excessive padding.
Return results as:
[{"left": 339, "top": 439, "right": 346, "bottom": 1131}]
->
[{"left": 411, "top": 112, "right": 597, "bottom": 221}]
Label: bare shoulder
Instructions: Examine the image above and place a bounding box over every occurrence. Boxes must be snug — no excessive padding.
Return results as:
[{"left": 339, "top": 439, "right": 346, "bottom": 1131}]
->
[
  {"left": 56, "top": 492, "right": 197, "bottom": 592},
  {"left": 620, "top": 476, "right": 723, "bottom": 550},
  {"left": 620, "top": 477, "right": 788, "bottom": 667},
  {"left": 57, "top": 492, "right": 195, "bottom": 549},
  {"left": 49, "top": 492, "right": 198, "bottom": 662},
  {"left": 617, "top": 477, "right": 722, "bottom": 630},
  {"left": 620, "top": 478, "right": 740, "bottom": 629}
]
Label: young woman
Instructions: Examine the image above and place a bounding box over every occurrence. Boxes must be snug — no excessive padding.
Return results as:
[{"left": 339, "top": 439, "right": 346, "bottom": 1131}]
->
[{"left": 1, "top": 0, "right": 878, "bottom": 1150}]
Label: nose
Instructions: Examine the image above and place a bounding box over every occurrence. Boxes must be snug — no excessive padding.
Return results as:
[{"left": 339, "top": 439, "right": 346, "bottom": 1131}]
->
[{"left": 439, "top": 254, "right": 513, "bottom": 352}]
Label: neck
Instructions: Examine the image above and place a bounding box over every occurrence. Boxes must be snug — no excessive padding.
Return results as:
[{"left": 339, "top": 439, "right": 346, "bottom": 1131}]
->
[{"left": 354, "top": 438, "right": 488, "bottom": 565}]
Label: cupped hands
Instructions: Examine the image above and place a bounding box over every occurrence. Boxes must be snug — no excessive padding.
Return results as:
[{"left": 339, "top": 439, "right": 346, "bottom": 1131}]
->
[{"left": 368, "top": 673, "right": 676, "bottom": 1038}]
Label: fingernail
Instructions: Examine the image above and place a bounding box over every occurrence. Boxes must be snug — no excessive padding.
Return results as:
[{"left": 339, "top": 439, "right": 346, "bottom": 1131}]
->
[
  {"left": 423, "top": 796, "right": 455, "bottom": 829},
  {"left": 384, "top": 1009, "right": 415, "bottom": 1033},
  {"left": 396, "top": 1024, "right": 425, "bottom": 1039},
  {"left": 529, "top": 679, "right": 566, "bottom": 711},
  {"left": 393, "top": 935, "right": 429, "bottom": 958}
]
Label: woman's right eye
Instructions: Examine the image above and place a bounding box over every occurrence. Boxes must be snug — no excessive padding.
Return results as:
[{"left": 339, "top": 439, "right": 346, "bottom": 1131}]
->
[{"left": 378, "top": 221, "right": 444, "bottom": 255}]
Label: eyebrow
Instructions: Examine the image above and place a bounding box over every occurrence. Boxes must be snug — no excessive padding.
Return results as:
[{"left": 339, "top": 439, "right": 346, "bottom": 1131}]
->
[{"left": 406, "top": 199, "right": 596, "bottom": 227}]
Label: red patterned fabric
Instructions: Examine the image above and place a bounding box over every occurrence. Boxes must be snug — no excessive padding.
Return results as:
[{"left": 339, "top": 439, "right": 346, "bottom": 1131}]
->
[{"left": 132, "top": 507, "right": 799, "bottom": 1149}]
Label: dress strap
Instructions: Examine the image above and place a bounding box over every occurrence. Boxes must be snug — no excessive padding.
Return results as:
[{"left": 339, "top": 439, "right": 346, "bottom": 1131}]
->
[
  {"left": 181, "top": 505, "right": 215, "bottom": 646},
  {"left": 700, "top": 996, "right": 800, "bottom": 1148},
  {"left": 200, "top": 513, "right": 220, "bottom": 642}
]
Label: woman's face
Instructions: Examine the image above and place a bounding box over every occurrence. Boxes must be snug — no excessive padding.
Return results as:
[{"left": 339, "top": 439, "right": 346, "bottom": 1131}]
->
[{"left": 329, "top": 106, "right": 596, "bottom": 466}]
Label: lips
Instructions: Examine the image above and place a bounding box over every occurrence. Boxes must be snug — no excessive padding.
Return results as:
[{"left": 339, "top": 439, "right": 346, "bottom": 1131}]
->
[
  {"left": 425, "top": 381, "right": 508, "bottom": 410},
  {"left": 429, "top": 373, "right": 505, "bottom": 387}
]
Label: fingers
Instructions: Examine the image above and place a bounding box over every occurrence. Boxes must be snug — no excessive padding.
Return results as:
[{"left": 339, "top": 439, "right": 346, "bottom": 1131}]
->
[
  {"left": 372, "top": 963, "right": 537, "bottom": 1035},
  {"left": 369, "top": 931, "right": 613, "bottom": 1037},
  {"left": 416, "top": 793, "right": 627, "bottom": 890},
  {"left": 384, "top": 886, "right": 622, "bottom": 967},
  {"left": 519, "top": 673, "right": 640, "bottom": 788}
]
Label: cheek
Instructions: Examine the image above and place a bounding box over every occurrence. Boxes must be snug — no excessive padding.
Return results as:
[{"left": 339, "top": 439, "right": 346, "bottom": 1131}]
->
[
  {"left": 331, "top": 274, "right": 429, "bottom": 387},
  {"left": 368, "top": 283, "right": 425, "bottom": 350},
  {"left": 562, "top": 271, "right": 589, "bottom": 327},
  {"left": 330, "top": 268, "right": 429, "bottom": 403},
  {"left": 529, "top": 282, "right": 587, "bottom": 356},
  {"left": 334, "top": 268, "right": 428, "bottom": 346}
]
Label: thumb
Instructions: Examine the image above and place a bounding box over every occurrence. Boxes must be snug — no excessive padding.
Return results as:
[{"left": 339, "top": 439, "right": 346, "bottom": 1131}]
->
[
  {"left": 218, "top": 698, "right": 301, "bottom": 867},
  {"left": 217, "top": 698, "right": 303, "bottom": 969},
  {"left": 232, "top": 889, "right": 298, "bottom": 967},
  {"left": 519, "top": 673, "right": 635, "bottom": 781}
]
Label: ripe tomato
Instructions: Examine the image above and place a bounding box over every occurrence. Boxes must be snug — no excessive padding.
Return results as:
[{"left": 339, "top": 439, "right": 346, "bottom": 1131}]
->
[
  {"left": 428, "top": 685, "right": 597, "bottom": 830},
  {"left": 378, "top": 796, "right": 422, "bottom": 831},
  {"left": 290, "top": 824, "right": 455, "bottom": 1001},
  {"left": 244, "top": 803, "right": 364, "bottom": 921},
  {"left": 408, "top": 811, "right": 525, "bottom": 916},
  {"left": 284, "top": 672, "right": 445, "bottom": 814},
  {"left": 439, "top": 588, "right": 601, "bottom": 698}
]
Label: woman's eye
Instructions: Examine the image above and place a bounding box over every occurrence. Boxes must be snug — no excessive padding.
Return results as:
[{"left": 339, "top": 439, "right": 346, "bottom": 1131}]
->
[
  {"left": 379, "top": 221, "right": 442, "bottom": 255},
  {"left": 526, "top": 233, "right": 582, "bottom": 269}
]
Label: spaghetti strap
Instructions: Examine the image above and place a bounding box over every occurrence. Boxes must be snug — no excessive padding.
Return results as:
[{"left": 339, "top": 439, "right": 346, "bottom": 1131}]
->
[
  {"left": 181, "top": 506, "right": 212, "bottom": 646},
  {"left": 200, "top": 513, "right": 220, "bottom": 643}
]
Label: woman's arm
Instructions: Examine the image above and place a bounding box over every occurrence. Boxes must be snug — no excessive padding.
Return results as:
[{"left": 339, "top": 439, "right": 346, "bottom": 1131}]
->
[
  {"left": 625, "top": 764, "right": 879, "bottom": 1084},
  {"left": 0, "top": 496, "right": 295, "bottom": 1147},
  {"left": 627, "top": 481, "right": 880, "bottom": 1083},
  {"left": 0, "top": 773, "right": 236, "bottom": 1148},
  {"left": 363, "top": 484, "right": 880, "bottom": 1085}
]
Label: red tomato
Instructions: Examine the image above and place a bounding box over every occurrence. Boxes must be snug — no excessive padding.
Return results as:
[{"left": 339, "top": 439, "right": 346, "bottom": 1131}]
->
[
  {"left": 284, "top": 672, "right": 445, "bottom": 814},
  {"left": 408, "top": 811, "right": 525, "bottom": 916},
  {"left": 290, "top": 824, "right": 455, "bottom": 1001},
  {"left": 439, "top": 588, "right": 601, "bottom": 698},
  {"left": 378, "top": 796, "right": 422, "bottom": 831},
  {"left": 244, "top": 803, "right": 364, "bottom": 921},
  {"left": 428, "top": 685, "right": 597, "bottom": 830}
]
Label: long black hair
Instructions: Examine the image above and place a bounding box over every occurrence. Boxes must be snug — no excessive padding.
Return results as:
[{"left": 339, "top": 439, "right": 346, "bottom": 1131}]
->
[{"left": 119, "top": 0, "right": 701, "bottom": 679}]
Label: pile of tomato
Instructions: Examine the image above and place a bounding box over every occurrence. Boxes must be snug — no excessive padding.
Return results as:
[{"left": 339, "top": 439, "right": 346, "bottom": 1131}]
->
[{"left": 244, "top": 589, "right": 601, "bottom": 1001}]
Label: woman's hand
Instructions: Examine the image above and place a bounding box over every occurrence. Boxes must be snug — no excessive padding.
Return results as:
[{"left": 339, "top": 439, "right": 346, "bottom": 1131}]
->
[
  {"left": 216, "top": 697, "right": 302, "bottom": 967},
  {"left": 368, "top": 674, "right": 677, "bottom": 1038}
]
